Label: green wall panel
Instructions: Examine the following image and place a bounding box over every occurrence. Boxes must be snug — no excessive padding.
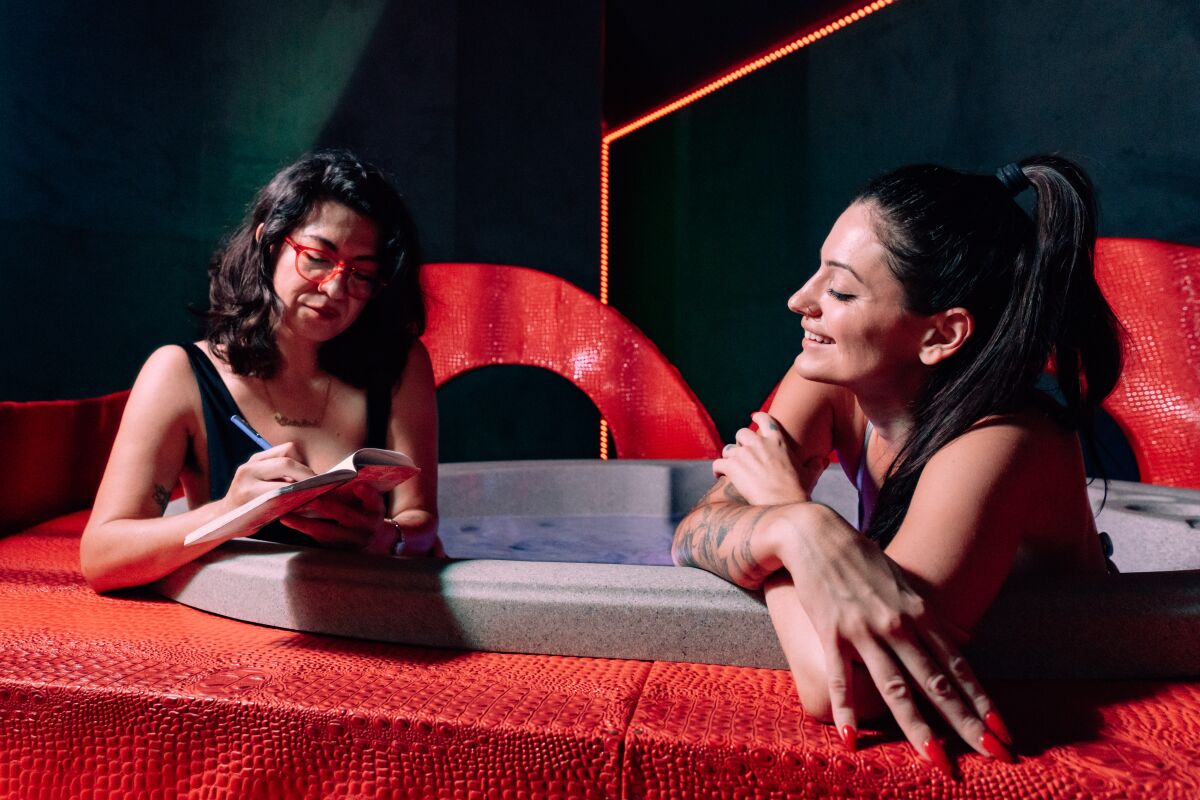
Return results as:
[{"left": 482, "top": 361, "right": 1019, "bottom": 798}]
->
[{"left": 610, "top": 0, "right": 1200, "bottom": 446}]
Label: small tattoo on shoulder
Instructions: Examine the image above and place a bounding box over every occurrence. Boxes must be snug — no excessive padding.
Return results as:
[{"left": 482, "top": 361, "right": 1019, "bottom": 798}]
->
[{"left": 153, "top": 484, "right": 171, "bottom": 514}]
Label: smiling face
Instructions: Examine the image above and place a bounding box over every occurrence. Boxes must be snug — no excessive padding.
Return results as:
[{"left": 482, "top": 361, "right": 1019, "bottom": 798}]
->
[
  {"left": 788, "top": 202, "right": 934, "bottom": 396},
  {"left": 270, "top": 200, "right": 381, "bottom": 344}
]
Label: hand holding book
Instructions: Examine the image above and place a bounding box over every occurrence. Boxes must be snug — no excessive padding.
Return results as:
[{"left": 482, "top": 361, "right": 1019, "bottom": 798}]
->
[
  {"left": 280, "top": 481, "right": 393, "bottom": 549},
  {"left": 183, "top": 416, "right": 419, "bottom": 547}
]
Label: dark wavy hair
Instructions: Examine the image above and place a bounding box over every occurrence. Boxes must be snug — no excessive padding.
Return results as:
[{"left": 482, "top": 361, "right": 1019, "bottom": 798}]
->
[
  {"left": 857, "top": 156, "right": 1122, "bottom": 547},
  {"left": 205, "top": 149, "right": 425, "bottom": 389}
]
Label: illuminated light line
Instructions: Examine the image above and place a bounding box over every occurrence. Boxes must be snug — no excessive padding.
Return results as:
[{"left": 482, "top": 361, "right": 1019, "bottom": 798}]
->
[
  {"left": 596, "top": 0, "right": 898, "bottom": 458},
  {"left": 599, "top": 142, "right": 610, "bottom": 457},
  {"left": 601, "top": 0, "right": 896, "bottom": 145},
  {"left": 599, "top": 140, "right": 610, "bottom": 306}
]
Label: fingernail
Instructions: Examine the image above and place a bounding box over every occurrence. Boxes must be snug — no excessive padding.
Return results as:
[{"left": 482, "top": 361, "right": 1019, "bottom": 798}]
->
[
  {"left": 984, "top": 710, "right": 1013, "bottom": 745},
  {"left": 979, "top": 731, "right": 1015, "bottom": 763},
  {"left": 840, "top": 724, "right": 857, "bottom": 752},
  {"left": 921, "top": 738, "right": 956, "bottom": 779}
]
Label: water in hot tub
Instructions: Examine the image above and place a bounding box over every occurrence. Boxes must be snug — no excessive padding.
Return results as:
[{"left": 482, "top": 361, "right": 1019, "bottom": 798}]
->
[{"left": 439, "top": 514, "right": 682, "bottom": 565}]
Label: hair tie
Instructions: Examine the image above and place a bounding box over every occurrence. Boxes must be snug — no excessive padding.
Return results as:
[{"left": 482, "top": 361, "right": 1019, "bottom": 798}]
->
[{"left": 995, "top": 162, "right": 1031, "bottom": 196}]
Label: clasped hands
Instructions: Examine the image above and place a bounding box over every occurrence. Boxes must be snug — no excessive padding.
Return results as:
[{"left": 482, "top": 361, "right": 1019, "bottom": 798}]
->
[
  {"left": 713, "top": 411, "right": 826, "bottom": 504},
  {"left": 715, "top": 413, "right": 1010, "bottom": 771}
]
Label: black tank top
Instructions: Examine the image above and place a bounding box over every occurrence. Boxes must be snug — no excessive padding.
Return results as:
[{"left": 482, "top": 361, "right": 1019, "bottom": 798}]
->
[{"left": 180, "top": 342, "right": 391, "bottom": 546}]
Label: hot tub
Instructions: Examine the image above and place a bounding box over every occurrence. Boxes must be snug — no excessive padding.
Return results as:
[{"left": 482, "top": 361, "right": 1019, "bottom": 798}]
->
[{"left": 154, "top": 461, "right": 1200, "bottom": 678}]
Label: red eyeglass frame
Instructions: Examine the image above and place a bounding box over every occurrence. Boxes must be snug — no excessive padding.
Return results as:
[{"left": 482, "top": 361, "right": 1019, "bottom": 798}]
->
[{"left": 282, "top": 236, "right": 387, "bottom": 299}]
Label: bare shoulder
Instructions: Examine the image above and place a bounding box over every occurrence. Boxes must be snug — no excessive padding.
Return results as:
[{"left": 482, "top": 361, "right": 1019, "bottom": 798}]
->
[
  {"left": 939, "top": 408, "right": 1079, "bottom": 475},
  {"left": 133, "top": 345, "right": 199, "bottom": 404},
  {"left": 111, "top": 345, "right": 203, "bottom": 446},
  {"left": 914, "top": 407, "right": 1088, "bottom": 534},
  {"left": 389, "top": 339, "right": 437, "bottom": 423},
  {"left": 390, "top": 338, "right": 436, "bottom": 403},
  {"left": 86, "top": 344, "right": 202, "bottom": 528},
  {"left": 402, "top": 338, "right": 434, "bottom": 379}
]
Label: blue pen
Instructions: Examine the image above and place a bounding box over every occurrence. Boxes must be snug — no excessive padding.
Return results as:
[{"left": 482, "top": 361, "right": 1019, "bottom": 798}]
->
[{"left": 230, "top": 414, "right": 272, "bottom": 451}]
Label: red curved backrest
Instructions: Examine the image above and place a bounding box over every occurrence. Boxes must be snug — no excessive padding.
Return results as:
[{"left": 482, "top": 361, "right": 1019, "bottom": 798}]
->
[
  {"left": 0, "top": 391, "right": 129, "bottom": 533},
  {"left": 420, "top": 263, "right": 721, "bottom": 459},
  {"left": 1096, "top": 238, "right": 1200, "bottom": 488}
]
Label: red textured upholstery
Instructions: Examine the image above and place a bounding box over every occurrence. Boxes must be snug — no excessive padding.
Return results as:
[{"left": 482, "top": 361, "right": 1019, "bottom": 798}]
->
[
  {"left": 623, "top": 661, "right": 1200, "bottom": 798},
  {"left": 4, "top": 515, "right": 1200, "bottom": 798},
  {"left": 1096, "top": 238, "right": 1200, "bottom": 488},
  {"left": 0, "top": 518, "right": 643, "bottom": 798},
  {"left": 420, "top": 263, "right": 721, "bottom": 459},
  {"left": 0, "top": 391, "right": 128, "bottom": 534}
]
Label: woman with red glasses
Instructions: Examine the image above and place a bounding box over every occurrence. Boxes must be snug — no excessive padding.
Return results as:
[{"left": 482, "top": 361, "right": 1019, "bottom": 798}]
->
[
  {"left": 81, "top": 150, "right": 439, "bottom": 592},
  {"left": 674, "top": 156, "right": 1121, "bottom": 775}
]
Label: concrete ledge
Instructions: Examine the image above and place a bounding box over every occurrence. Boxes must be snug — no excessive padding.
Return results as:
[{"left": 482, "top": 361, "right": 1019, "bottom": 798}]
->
[
  {"left": 154, "top": 461, "right": 1200, "bottom": 679},
  {"left": 157, "top": 543, "right": 786, "bottom": 668}
]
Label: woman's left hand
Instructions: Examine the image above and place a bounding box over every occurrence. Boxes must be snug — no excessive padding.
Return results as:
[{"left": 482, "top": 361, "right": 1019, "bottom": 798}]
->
[
  {"left": 770, "top": 504, "right": 1005, "bottom": 772},
  {"left": 388, "top": 510, "right": 445, "bottom": 558},
  {"left": 714, "top": 412, "right": 824, "bottom": 505},
  {"left": 281, "top": 482, "right": 387, "bottom": 549}
]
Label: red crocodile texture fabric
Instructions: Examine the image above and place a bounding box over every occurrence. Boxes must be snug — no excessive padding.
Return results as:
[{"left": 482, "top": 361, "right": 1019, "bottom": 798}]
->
[
  {"left": 419, "top": 263, "right": 722, "bottom": 459},
  {"left": 0, "top": 391, "right": 128, "bottom": 533},
  {"left": 623, "top": 662, "right": 1200, "bottom": 799},
  {"left": 1095, "top": 238, "right": 1200, "bottom": 488},
  {"left": 4, "top": 517, "right": 1200, "bottom": 798},
  {"left": 1, "top": 518, "right": 647, "bottom": 799}
]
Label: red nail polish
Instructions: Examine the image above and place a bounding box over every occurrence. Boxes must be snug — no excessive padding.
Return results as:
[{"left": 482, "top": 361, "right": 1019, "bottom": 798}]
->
[
  {"left": 840, "top": 724, "right": 857, "bottom": 752},
  {"left": 984, "top": 710, "right": 1013, "bottom": 745},
  {"left": 921, "top": 738, "right": 955, "bottom": 779},
  {"left": 979, "top": 731, "right": 1015, "bottom": 763}
]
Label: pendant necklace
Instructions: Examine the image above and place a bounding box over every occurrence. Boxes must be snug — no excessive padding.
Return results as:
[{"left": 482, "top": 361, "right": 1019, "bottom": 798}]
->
[{"left": 263, "top": 375, "right": 333, "bottom": 428}]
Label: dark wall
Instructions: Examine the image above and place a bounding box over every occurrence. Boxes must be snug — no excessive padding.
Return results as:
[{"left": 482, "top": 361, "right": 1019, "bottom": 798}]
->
[
  {"left": 8, "top": 0, "right": 1197, "bottom": 467},
  {"left": 603, "top": 0, "right": 853, "bottom": 126},
  {"left": 609, "top": 0, "right": 1200, "bottom": 466},
  {"left": 3, "top": 1, "right": 601, "bottom": 460}
]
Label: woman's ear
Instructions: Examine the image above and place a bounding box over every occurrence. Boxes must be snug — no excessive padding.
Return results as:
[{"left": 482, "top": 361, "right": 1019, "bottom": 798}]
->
[
  {"left": 254, "top": 223, "right": 264, "bottom": 243},
  {"left": 919, "top": 307, "right": 973, "bottom": 365}
]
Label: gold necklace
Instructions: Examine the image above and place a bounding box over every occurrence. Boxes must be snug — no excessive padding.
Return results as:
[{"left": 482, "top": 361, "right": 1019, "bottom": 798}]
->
[{"left": 263, "top": 375, "right": 333, "bottom": 428}]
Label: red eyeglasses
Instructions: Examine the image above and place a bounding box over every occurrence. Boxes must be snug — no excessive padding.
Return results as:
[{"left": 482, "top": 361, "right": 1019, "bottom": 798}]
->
[{"left": 283, "top": 237, "right": 386, "bottom": 300}]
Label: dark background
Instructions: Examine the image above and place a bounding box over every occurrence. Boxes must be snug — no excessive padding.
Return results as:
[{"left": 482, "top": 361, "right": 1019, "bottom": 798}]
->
[{"left": 5, "top": 0, "right": 1198, "bottom": 469}]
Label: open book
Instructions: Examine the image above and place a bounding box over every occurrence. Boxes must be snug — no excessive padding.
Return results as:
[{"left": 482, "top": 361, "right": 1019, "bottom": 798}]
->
[{"left": 184, "top": 448, "right": 419, "bottom": 546}]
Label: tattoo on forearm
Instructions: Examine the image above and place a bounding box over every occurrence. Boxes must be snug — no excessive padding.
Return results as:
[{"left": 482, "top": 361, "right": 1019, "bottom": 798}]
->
[
  {"left": 153, "top": 484, "right": 171, "bottom": 514},
  {"left": 721, "top": 479, "right": 747, "bottom": 503},
  {"left": 673, "top": 478, "right": 774, "bottom": 588}
]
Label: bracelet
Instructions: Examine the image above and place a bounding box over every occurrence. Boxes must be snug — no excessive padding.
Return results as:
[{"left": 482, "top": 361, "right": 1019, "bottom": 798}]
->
[{"left": 386, "top": 518, "right": 406, "bottom": 557}]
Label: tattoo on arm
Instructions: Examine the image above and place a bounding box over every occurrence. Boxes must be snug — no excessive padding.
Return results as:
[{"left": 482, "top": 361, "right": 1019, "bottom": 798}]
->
[
  {"left": 673, "top": 477, "right": 774, "bottom": 588},
  {"left": 720, "top": 478, "right": 748, "bottom": 504},
  {"left": 153, "top": 484, "right": 171, "bottom": 515}
]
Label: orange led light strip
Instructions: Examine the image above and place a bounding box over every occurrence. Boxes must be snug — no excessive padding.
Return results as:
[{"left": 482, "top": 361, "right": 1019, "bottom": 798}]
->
[
  {"left": 598, "top": 0, "right": 897, "bottom": 456},
  {"left": 602, "top": 0, "right": 896, "bottom": 147}
]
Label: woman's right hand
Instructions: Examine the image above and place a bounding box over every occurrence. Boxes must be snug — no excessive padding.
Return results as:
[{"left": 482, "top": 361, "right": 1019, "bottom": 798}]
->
[
  {"left": 769, "top": 504, "right": 1011, "bottom": 772},
  {"left": 222, "top": 442, "right": 316, "bottom": 510},
  {"left": 715, "top": 412, "right": 828, "bottom": 505}
]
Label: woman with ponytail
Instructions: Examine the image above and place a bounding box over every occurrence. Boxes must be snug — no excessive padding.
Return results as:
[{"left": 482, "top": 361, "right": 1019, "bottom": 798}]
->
[{"left": 673, "top": 156, "right": 1121, "bottom": 775}]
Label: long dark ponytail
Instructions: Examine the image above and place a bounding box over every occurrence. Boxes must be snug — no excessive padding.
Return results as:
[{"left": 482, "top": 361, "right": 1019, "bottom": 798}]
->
[{"left": 860, "top": 156, "right": 1122, "bottom": 547}]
